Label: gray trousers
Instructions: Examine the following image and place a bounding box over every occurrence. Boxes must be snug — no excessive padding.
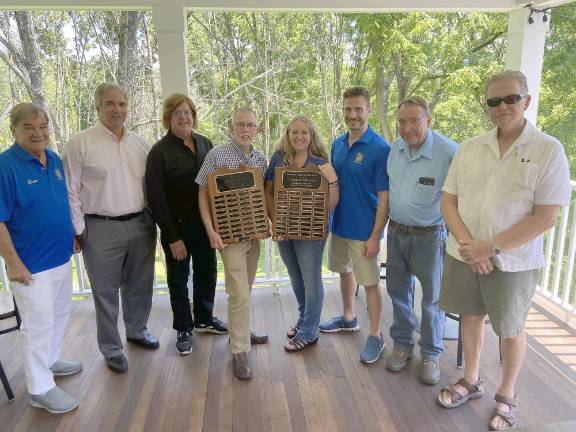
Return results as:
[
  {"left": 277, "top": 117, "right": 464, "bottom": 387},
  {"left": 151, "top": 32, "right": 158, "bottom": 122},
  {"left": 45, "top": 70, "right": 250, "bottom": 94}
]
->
[{"left": 81, "top": 211, "right": 157, "bottom": 358}]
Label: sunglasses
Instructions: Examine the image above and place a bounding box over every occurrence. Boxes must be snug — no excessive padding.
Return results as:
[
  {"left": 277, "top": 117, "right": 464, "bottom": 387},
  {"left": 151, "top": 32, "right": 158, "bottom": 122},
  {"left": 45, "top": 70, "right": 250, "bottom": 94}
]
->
[{"left": 486, "top": 94, "right": 526, "bottom": 107}]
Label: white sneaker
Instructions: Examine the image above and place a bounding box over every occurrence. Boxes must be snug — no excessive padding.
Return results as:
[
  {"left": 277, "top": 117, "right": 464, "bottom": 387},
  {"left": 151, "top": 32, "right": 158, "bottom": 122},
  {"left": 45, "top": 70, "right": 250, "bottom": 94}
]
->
[
  {"left": 30, "top": 386, "right": 79, "bottom": 414},
  {"left": 50, "top": 360, "right": 83, "bottom": 377}
]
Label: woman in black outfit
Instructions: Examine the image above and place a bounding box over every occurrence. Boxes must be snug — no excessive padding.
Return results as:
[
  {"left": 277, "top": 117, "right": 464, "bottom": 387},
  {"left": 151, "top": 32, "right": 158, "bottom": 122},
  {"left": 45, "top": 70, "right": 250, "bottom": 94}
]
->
[{"left": 145, "top": 94, "right": 227, "bottom": 355}]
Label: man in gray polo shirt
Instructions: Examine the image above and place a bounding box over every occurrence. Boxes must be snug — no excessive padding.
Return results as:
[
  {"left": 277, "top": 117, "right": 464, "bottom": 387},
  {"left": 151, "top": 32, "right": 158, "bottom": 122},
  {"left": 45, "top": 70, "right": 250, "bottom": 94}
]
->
[{"left": 385, "top": 96, "right": 457, "bottom": 385}]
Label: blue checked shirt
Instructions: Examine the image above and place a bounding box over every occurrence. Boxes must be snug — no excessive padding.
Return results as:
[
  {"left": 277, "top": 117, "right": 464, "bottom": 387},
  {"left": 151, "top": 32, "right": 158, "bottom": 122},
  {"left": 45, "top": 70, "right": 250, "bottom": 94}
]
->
[{"left": 195, "top": 139, "right": 268, "bottom": 187}]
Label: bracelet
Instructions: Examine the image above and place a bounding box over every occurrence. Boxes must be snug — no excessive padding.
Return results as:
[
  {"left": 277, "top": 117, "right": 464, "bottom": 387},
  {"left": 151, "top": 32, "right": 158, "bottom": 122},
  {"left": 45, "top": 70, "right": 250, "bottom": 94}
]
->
[{"left": 328, "top": 179, "right": 339, "bottom": 186}]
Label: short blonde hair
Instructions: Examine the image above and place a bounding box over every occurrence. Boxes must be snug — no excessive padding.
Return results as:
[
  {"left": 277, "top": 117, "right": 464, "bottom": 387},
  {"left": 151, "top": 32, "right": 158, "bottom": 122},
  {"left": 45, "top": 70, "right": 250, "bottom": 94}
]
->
[
  {"left": 274, "top": 116, "right": 329, "bottom": 163},
  {"left": 162, "top": 93, "right": 198, "bottom": 130},
  {"left": 10, "top": 103, "right": 49, "bottom": 129}
]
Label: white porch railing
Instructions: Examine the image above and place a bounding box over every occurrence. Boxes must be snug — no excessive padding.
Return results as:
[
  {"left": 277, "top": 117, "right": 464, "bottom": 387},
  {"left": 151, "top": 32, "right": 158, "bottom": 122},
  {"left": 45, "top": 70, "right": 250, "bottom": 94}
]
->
[
  {"left": 538, "top": 180, "right": 576, "bottom": 315},
  {"left": 0, "top": 238, "right": 336, "bottom": 296},
  {"left": 2, "top": 181, "right": 576, "bottom": 319}
]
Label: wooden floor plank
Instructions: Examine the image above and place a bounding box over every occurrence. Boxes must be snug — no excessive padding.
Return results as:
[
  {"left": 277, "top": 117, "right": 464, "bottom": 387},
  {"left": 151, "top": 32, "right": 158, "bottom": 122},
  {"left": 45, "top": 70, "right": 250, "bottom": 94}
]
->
[{"left": 1, "top": 282, "right": 576, "bottom": 431}]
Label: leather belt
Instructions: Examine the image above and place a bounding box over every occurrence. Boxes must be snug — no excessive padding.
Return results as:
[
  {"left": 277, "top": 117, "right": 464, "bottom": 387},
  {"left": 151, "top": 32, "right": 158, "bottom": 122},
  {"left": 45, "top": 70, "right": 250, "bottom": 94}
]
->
[
  {"left": 85, "top": 210, "right": 144, "bottom": 222},
  {"left": 389, "top": 219, "right": 444, "bottom": 235}
]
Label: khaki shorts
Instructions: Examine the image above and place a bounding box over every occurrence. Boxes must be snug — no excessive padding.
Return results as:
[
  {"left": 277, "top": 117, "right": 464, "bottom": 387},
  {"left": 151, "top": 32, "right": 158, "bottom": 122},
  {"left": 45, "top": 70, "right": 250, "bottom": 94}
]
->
[
  {"left": 439, "top": 255, "right": 539, "bottom": 338},
  {"left": 328, "top": 233, "right": 381, "bottom": 287}
]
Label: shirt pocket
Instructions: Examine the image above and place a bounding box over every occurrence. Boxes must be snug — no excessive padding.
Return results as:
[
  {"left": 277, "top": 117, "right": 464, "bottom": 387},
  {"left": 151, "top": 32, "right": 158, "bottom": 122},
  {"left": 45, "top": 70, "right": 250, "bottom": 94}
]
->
[
  {"left": 82, "top": 164, "right": 108, "bottom": 181},
  {"left": 414, "top": 183, "right": 436, "bottom": 206},
  {"left": 511, "top": 162, "right": 538, "bottom": 194}
]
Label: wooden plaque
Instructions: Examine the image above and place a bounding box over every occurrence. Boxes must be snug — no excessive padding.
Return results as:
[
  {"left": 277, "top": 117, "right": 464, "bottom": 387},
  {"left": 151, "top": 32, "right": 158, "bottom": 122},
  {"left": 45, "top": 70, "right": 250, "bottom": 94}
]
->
[
  {"left": 273, "top": 165, "right": 329, "bottom": 240},
  {"left": 207, "top": 166, "right": 270, "bottom": 244}
]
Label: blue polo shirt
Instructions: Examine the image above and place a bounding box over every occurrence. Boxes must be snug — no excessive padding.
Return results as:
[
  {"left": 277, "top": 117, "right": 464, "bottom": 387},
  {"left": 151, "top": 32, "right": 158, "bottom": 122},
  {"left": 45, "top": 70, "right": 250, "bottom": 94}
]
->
[
  {"left": 264, "top": 151, "right": 327, "bottom": 181},
  {"left": 387, "top": 129, "right": 457, "bottom": 227},
  {"left": 0, "top": 143, "right": 74, "bottom": 274},
  {"left": 330, "top": 126, "right": 390, "bottom": 241}
]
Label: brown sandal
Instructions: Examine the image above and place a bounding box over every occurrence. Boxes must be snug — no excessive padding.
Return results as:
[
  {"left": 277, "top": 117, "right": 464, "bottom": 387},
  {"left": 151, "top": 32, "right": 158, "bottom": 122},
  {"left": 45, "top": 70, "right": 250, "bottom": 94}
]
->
[
  {"left": 437, "top": 378, "right": 485, "bottom": 409},
  {"left": 489, "top": 394, "right": 518, "bottom": 431},
  {"left": 286, "top": 326, "right": 299, "bottom": 339}
]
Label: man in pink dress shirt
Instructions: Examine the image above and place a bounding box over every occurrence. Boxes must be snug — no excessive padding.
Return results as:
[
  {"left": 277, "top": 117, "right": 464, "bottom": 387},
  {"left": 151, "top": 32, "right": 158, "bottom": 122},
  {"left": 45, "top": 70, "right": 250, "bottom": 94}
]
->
[{"left": 63, "top": 82, "right": 158, "bottom": 373}]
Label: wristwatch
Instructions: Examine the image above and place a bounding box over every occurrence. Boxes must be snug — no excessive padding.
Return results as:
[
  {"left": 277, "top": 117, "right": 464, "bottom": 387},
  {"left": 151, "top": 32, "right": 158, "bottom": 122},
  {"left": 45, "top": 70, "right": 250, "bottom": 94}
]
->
[{"left": 490, "top": 240, "right": 501, "bottom": 256}]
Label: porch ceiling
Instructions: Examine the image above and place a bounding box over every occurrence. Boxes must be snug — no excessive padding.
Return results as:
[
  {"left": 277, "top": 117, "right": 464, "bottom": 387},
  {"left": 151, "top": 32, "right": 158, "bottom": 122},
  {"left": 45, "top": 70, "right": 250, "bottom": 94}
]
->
[{"left": 0, "top": 0, "right": 572, "bottom": 13}]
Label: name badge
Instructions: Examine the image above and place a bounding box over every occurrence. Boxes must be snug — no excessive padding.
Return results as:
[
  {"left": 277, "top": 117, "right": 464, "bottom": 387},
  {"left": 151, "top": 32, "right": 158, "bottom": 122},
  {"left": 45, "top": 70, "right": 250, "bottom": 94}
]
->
[{"left": 418, "top": 177, "right": 435, "bottom": 186}]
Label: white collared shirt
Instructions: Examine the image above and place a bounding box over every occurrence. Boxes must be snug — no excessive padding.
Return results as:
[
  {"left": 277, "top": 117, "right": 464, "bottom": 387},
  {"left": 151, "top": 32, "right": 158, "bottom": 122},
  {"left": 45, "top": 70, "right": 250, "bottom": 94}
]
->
[
  {"left": 63, "top": 122, "right": 151, "bottom": 235},
  {"left": 443, "top": 121, "right": 571, "bottom": 272}
]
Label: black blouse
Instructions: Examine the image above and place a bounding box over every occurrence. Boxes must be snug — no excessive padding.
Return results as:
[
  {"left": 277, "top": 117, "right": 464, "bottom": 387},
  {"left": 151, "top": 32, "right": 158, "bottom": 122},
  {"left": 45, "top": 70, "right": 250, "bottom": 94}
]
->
[{"left": 145, "top": 130, "right": 213, "bottom": 243}]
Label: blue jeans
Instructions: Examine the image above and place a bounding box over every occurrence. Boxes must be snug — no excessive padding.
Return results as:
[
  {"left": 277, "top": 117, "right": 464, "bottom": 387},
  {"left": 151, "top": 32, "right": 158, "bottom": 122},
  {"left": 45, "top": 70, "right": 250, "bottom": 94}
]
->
[
  {"left": 277, "top": 239, "right": 325, "bottom": 342},
  {"left": 386, "top": 226, "right": 446, "bottom": 360}
]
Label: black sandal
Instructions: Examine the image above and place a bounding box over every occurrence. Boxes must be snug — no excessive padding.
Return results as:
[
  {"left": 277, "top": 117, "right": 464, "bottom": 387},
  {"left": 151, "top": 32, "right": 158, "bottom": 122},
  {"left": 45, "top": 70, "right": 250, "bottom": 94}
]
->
[{"left": 284, "top": 337, "right": 318, "bottom": 353}]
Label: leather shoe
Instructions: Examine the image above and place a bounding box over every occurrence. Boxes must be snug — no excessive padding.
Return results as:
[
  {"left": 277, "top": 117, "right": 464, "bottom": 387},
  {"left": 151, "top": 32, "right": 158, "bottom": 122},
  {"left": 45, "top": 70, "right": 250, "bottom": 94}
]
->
[
  {"left": 250, "top": 331, "right": 269, "bottom": 345},
  {"left": 106, "top": 354, "right": 128, "bottom": 373},
  {"left": 232, "top": 352, "right": 252, "bottom": 380},
  {"left": 127, "top": 330, "right": 160, "bottom": 350}
]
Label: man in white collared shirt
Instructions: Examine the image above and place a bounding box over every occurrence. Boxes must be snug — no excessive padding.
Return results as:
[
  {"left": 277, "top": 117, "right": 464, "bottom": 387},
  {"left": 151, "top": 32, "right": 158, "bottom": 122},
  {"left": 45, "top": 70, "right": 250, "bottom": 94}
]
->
[
  {"left": 437, "top": 70, "right": 571, "bottom": 431},
  {"left": 63, "top": 83, "right": 158, "bottom": 374}
]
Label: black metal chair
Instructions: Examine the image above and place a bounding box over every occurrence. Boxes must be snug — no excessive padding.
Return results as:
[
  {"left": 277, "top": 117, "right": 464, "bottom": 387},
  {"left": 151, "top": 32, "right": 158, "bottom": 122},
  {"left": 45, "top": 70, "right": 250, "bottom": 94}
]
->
[{"left": 0, "top": 294, "right": 21, "bottom": 402}]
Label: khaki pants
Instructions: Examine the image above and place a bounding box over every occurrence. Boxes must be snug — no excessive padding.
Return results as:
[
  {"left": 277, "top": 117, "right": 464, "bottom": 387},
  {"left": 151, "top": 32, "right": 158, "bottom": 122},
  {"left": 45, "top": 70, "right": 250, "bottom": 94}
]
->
[{"left": 220, "top": 240, "right": 260, "bottom": 354}]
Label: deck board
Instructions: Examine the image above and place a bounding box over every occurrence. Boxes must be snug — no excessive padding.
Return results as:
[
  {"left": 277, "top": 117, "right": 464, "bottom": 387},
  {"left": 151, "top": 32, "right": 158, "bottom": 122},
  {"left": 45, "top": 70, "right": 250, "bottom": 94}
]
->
[{"left": 1, "top": 281, "right": 576, "bottom": 431}]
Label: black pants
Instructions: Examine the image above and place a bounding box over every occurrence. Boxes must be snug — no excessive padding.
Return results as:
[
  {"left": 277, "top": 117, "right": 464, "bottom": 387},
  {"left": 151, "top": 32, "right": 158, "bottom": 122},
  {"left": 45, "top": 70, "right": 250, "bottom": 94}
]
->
[{"left": 161, "top": 218, "right": 217, "bottom": 331}]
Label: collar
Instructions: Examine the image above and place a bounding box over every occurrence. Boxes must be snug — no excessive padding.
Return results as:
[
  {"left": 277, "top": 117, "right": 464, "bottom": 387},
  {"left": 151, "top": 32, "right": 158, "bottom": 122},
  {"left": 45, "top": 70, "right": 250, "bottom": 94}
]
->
[
  {"left": 229, "top": 138, "right": 255, "bottom": 156},
  {"left": 342, "top": 126, "right": 374, "bottom": 146},
  {"left": 11, "top": 142, "right": 46, "bottom": 162},
  {"left": 280, "top": 153, "right": 319, "bottom": 167},
  {"left": 167, "top": 128, "right": 196, "bottom": 146},
  {"left": 96, "top": 121, "right": 127, "bottom": 141},
  {"left": 398, "top": 129, "right": 433, "bottom": 160},
  {"left": 484, "top": 119, "right": 535, "bottom": 154}
]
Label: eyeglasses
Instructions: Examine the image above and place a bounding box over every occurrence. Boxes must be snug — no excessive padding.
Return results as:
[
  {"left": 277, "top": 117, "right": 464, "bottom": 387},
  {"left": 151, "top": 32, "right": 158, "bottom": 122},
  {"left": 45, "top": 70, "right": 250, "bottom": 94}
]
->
[
  {"left": 397, "top": 117, "right": 426, "bottom": 128},
  {"left": 173, "top": 109, "right": 194, "bottom": 117},
  {"left": 234, "top": 122, "right": 258, "bottom": 129},
  {"left": 486, "top": 94, "right": 526, "bottom": 107}
]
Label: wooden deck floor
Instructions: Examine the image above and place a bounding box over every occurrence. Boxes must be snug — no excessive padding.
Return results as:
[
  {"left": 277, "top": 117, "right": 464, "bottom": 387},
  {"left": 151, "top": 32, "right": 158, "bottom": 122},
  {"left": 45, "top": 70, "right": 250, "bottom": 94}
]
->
[{"left": 1, "top": 281, "right": 576, "bottom": 432}]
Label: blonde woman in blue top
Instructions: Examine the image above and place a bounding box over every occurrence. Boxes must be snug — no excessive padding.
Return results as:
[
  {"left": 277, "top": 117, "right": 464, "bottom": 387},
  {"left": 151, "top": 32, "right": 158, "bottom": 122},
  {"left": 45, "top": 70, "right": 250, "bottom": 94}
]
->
[{"left": 265, "top": 116, "right": 339, "bottom": 352}]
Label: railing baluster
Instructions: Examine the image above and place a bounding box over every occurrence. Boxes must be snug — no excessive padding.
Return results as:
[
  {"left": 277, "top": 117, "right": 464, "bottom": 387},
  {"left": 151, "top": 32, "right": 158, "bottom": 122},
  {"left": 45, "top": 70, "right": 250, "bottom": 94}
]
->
[
  {"left": 541, "top": 227, "right": 556, "bottom": 296},
  {"left": 551, "top": 206, "right": 570, "bottom": 301},
  {"left": 562, "top": 209, "right": 576, "bottom": 309},
  {"left": 0, "top": 256, "right": 9, "bottom": 294}
]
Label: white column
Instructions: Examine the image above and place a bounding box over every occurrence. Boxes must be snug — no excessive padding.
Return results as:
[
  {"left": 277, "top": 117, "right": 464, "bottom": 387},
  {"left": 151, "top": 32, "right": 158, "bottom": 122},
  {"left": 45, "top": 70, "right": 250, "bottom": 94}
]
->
[
  {"left": 505, "top": 7, "right": 550, "bottom": 124},
  {"left": 152, "top": 2, "right": 189, "bottom": 98}
]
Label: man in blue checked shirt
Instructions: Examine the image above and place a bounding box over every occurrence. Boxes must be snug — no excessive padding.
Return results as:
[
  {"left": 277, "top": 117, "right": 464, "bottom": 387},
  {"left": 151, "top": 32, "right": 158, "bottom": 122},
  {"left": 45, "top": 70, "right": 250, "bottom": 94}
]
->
[
  {"left": 384, "top": 96, "right": 457, "bottom": 385},
  {"left": 196, "top": 107, "right": 269, "bottom": 381},
  {"left": 319, "top": 87, "right": 391, "bottom": 365}
]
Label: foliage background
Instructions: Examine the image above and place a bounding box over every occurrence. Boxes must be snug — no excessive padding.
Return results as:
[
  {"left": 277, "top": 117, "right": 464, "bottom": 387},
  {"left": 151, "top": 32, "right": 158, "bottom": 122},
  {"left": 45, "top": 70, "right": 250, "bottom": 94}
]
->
[
  {"left": 0, "top": 7, "right": 574, "bottom": 175},
  {"left": 0, "top": 7, "right": 574, "bottom": 290}
]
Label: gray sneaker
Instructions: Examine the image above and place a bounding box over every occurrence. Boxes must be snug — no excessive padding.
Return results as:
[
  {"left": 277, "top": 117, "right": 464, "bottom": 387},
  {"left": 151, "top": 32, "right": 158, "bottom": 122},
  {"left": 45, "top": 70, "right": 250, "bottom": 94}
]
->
[
  {"left": 360, "top": 334, "right": 385, "bottom": 364},
  {"left": 386, "top": 349, "right": 413, "bottom": 372},
  {"left": 420, "top": 357, "right": 441, "bottom": 385},
  {"left": 30, "top": 386, "right": 79, "bottom": 414},
  {"left": 50, "top": 360, "right": 83, "bottom": 377},
  {"left": 319, "top": 315, "right": 360, "bottom": 333}
]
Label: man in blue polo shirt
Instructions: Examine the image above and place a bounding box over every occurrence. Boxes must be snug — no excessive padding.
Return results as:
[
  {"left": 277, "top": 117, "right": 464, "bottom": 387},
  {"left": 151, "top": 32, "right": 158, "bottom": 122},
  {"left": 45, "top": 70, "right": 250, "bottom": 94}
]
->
[
  {"left": 385, "top": 96, "right": 457, "bottom": 384},
  {"left": 319, "top": 87, "right": 391, "bottom": 364},
  {"left": 0, "top": 103, "right": 81, "bottom": 414}
]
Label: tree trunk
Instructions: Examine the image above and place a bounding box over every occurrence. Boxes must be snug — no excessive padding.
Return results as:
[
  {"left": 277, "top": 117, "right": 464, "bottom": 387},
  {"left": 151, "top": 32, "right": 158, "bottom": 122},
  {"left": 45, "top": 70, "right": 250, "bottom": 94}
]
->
[
  {"left": 9, "top": 12, "right": 66, "bottom": 151},
  {"left": 117, "top": 11, "right": 140, "bottom": 127},
  {"left": 375, "top": 59, "right": 394, "bottom": 143}
]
